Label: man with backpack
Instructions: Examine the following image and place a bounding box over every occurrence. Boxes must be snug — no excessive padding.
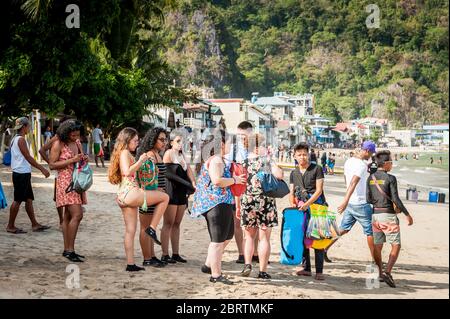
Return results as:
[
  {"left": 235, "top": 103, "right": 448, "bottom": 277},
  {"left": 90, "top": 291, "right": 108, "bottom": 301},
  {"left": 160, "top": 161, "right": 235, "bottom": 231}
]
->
[
  {"left": 7, "top": 117, "right": 51, "bottom": 234},
  {"left": 367, "top": 150, "right": 413, "bottom": 288}
]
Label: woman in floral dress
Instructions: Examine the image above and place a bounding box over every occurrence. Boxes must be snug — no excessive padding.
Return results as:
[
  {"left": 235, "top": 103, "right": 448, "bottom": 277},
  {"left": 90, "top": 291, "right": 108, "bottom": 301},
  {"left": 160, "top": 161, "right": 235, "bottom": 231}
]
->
[
  {"left": 49, "top": 120, "right": 88, "bottom": 263},
  {"left": 239, "top": 133, "right": 283, "bottom": 279}
]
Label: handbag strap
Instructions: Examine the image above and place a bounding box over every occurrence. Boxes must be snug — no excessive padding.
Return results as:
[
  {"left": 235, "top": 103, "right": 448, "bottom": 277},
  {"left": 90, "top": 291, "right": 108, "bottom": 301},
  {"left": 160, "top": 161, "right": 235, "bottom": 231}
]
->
[
  {"left": 280, "top": 210, "right": 294, "bottom": 260},
  {"left": 371, "top": 175, "right": 394, "bottom": 204},
  {"left": 232, "top": 135, "right": 237, "bottom": 163}
]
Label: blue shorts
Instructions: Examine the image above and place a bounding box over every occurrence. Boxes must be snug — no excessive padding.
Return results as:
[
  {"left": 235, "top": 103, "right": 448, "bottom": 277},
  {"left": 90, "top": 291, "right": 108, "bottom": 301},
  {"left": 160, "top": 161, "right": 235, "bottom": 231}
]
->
[{"left": 340, "top": 203, "right": 373, "bottom": 236}]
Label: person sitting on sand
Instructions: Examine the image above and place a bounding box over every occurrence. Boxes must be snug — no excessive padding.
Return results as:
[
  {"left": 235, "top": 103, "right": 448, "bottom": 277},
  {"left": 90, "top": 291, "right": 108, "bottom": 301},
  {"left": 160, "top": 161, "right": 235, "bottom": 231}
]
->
[
  {"left": 367, "top": 150, "right": 414, "bottom": 288},
  {"left": 108, "top": 128, "right": 169, "bottom": 272},
  {"left": 7, "top": 117, "right": 51, "bottom": 234}
]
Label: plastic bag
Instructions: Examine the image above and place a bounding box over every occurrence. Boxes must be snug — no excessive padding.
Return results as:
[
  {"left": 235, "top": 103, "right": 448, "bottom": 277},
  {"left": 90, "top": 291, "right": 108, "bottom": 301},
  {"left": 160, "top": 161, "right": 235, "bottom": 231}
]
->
[{"left": 305, "top": 203, "right": 339, "bottom": 240}]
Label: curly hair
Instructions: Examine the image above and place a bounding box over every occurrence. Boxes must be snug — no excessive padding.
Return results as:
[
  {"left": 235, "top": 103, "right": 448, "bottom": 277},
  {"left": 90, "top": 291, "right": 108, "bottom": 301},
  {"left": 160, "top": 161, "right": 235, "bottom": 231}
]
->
[
  {"left": 135, "top": 127, "right": 167, "bottom": 159},
  {"left": 108, "top": 127, "right": 138, "bottom": 185},
  {"left": 56, "top": 120, "right": 84, "bottom": 143}
]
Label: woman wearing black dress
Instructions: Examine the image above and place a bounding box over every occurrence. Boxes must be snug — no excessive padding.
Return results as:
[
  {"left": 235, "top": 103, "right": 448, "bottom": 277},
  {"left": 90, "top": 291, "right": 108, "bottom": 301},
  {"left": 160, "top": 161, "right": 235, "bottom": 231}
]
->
[{"left": 161, "top": 131, "right": 196, "bottom": 263}]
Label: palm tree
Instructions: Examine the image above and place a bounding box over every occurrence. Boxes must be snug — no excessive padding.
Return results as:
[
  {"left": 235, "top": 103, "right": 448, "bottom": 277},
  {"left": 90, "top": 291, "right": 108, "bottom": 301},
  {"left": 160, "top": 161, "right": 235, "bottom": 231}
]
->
[{"left": 17, "top": 0, "right": 53, "bottom": 21}]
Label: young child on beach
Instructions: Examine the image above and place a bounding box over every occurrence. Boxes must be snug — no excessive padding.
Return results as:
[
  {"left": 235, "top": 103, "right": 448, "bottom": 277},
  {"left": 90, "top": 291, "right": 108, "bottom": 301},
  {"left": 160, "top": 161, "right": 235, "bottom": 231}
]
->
[{"left": 366, "top": 150, "right": 414, "bottom": 288}]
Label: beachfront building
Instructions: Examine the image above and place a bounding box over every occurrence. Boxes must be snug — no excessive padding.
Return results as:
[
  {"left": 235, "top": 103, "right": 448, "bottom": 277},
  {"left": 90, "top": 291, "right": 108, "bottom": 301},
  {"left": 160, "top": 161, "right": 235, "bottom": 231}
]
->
[
  {"left": 146, "top": 98, "right": 218, "bottom": 131},
  {"left": 207, "top": 99, "right": 271, "bottom": 135},
  {"left": 417, "top": 123, "right": 449, "bottom": 146},
  {"left": 387, "top": 130, "right": 417, "bottom": 147},
  {"left": 253, "top": 94, "right": 295, "bottom": 146},
  {"left": 303, "top": 114, "right": 334, "bottom": 145},
  {"left": 252, "top": 92, "right": 319, "bottom": 146},
  {"left": 358, "top": 117, "right": 389, "bottom": 136},
  {"left": 333, "top": 122, "right": 355, "bottom": 147}
]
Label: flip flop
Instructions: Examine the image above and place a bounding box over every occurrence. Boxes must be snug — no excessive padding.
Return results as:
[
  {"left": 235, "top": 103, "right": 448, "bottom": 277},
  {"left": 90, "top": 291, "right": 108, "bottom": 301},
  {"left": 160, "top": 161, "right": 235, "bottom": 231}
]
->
[
  {"left": 32, "top": 225, "right": 51, "bottom": 232},
  {"left": 7, "top": 228, "right": 27, "bottom": 234}
]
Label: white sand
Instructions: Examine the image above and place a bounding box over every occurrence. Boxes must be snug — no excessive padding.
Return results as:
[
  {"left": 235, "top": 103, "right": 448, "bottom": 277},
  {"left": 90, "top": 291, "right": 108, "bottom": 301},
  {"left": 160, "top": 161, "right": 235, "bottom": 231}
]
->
[{"left": 0, "top": 164, "right": 448, "bottom": 299}]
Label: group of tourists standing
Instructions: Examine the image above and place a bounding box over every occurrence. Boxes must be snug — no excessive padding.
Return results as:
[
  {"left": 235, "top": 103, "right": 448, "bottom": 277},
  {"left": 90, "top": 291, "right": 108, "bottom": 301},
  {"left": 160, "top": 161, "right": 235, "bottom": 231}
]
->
[{"left": 3, "top": 116, "right": 414, "bottom": 288}]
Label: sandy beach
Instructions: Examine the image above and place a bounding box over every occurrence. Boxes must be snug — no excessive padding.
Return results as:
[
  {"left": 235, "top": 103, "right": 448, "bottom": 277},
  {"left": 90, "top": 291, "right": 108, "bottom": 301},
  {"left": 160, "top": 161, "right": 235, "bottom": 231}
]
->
[{"left": 0, "top": 163, "right": 448, "bottom": 299}]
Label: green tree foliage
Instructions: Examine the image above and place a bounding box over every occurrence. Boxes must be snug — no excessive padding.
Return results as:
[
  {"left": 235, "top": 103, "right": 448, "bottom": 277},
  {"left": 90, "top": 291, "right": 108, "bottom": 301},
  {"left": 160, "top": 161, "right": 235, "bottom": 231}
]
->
[{"left": 0, "top": 0, "right": 192, "bottom": 134}]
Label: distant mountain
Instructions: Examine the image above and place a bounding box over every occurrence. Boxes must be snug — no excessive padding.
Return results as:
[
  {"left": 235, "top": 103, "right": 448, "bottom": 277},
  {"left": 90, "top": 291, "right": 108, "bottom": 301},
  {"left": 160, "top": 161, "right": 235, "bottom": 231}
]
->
[{"left": 159, "top": 0, "right": 449, "bottom": 127}]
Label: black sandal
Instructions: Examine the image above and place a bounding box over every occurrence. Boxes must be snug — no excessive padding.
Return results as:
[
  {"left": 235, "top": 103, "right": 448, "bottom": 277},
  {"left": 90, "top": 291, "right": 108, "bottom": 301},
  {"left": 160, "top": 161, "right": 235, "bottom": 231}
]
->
[
  {"left": 145, "top": 227, "right": 161, "bottom": 245},
  {"left": 161, "top": 255, "right": 176, "bottom": 264},
  {"left": 126, "top": 264, "right": 145, "bottom": 272},
  {"left": 257, "top": 272, "right": 272, "bottom": 279},
  {"left": 240, "top": 264, "right": 252, "bottom": 277},
  {"left": 65, "top": 251, "right": 84, "bottom": 263},
  {"left": 63, "top": 251, "right": 85, "bottom": 259},
  {"left": 172, "top": 254, "right": 187, "bottom": 263},
  {"left": 201, "top": 264, "right": 211, "bottom": 274},
  {"left": 382, "top": 272, "right": 396, "bottom": 288},
  {"left": 209, "top": 275, "right": 233, "bottom": 285}
]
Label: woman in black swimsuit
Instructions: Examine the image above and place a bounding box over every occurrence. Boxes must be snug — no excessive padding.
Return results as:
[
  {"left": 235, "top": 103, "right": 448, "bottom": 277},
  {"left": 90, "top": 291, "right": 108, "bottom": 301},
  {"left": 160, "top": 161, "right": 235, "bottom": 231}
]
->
[{"left": 160, "top": 131, "right": 196, "bottom": 263}]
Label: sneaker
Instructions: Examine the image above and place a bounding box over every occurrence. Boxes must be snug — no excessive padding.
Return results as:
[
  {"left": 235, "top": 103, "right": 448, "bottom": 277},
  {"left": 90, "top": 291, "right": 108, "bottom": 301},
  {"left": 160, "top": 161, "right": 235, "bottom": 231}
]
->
[
  {"left": 209, "top": 275, "right": 233, "bottom": 285},
  {"left": 235, "top": 255, "right": 245, "bottom": 264},
  {"left": 240, "top": 264, "right": 252, "bottom": 277},
  {"left": 172, "top": 254, "right": 187, "bottom": 263},
  {"left": 161, "top": 255, "right": 176, "bottom": 264},
  {"left": 201, "top": 264, "right": 212, "bottom": 274},
  {"left": 257, "top": 272, "right": 272, "bottom": 279},
  {"left": 126, "top": 264, "right": 145, "bottom": 272}
]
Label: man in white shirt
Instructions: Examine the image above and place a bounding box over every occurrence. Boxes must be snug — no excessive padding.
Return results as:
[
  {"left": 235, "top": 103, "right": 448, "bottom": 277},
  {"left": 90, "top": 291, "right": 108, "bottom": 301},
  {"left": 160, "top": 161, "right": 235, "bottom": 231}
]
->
[
  {"left": 92, "top": 124, "right": 105, "bottom": 168},
  {"left": 324, "top": 141, "right": 376, "bottom": 263},
  {"left": 7, "top": 117, "right": 50, "bottom": 234}
]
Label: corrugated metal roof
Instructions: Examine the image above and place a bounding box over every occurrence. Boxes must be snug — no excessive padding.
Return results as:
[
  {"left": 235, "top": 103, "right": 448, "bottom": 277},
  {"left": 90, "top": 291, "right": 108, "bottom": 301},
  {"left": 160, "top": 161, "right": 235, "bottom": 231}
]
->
[{"left": 254, "top": 97, "right": 295, "bottom": 107}]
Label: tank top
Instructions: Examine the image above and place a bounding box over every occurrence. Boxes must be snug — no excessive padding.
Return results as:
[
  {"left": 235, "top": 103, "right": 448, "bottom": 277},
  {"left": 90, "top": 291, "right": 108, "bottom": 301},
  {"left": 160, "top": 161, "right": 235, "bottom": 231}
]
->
[
  {"left": 10, "top": 135, "right": 31, "bottom": 174},
  {"left": 170, "top": 150, "right": 187, "bottom": 171}
]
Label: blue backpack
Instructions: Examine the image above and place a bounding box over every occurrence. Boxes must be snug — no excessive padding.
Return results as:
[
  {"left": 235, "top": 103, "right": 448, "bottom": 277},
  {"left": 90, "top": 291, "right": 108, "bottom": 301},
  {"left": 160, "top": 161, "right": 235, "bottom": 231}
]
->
[
  {"left": 65, "top": 160, "right": 93, "bottom": 194},
  {"left": 2, "top": 135, "right": 16, "bottom": 166},
  {"left": 280, "top": 208, "right": 306, "bottom": 265},
  {"left": 0, "top": 182, "right": 7, "bottom": 209}
]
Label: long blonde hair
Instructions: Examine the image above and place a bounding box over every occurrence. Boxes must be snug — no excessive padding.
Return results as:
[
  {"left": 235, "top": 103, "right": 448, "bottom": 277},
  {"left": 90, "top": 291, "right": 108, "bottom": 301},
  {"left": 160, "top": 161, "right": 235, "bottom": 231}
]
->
[{"left": 108, "top": 127, "right": 138, "bottom": 185}]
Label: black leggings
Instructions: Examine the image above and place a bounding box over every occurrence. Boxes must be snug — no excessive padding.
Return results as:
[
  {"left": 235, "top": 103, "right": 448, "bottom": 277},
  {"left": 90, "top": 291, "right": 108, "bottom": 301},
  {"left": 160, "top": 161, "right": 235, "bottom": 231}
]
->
[
  {"left": 203, "top": 203, "right": 235, "bottom": 243},
  {"left": 303, "top": 248, "right": 324, "bottom": 274}
]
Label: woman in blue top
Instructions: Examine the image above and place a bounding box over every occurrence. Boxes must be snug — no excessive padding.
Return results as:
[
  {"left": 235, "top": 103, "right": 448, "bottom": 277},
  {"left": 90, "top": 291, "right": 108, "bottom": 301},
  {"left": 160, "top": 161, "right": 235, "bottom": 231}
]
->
[{"left": 192, "top": 130, "right": 246, "bottom": 285}]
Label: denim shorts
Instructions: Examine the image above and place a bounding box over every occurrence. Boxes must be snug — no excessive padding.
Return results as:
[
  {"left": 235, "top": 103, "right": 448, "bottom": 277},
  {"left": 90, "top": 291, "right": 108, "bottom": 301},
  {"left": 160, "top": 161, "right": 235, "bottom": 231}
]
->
[{"left": 340, "top": 203, "right": 373, "bottom": 236}]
